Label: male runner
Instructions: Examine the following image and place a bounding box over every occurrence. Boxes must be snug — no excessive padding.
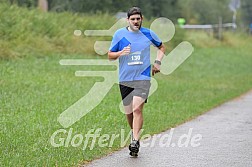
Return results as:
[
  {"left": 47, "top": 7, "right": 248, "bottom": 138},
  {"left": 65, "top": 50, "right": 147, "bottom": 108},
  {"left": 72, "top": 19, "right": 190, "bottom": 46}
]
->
[{"left": 108, "top": 7, "right": 165, "bottom": 156}]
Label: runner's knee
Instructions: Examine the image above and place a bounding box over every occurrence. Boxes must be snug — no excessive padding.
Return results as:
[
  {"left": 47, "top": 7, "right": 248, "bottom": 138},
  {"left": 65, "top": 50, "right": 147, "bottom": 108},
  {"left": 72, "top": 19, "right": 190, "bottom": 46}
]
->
[{"left": 133, "top": 107, "right": 142, "bottom": 114}]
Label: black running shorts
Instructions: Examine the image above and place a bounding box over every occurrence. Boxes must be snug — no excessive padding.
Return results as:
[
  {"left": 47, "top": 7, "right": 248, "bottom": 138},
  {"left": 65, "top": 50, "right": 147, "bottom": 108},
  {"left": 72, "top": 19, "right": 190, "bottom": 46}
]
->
[{"left": 119, "top": 80, "right": 151, "bottom": 106}]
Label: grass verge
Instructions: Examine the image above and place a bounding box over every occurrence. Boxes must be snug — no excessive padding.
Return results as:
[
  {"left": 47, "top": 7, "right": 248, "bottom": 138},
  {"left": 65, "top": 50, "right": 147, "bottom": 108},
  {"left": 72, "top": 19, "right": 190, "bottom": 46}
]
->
[{"left": 1, "top": 42, "right": 252, "bottom": 166}]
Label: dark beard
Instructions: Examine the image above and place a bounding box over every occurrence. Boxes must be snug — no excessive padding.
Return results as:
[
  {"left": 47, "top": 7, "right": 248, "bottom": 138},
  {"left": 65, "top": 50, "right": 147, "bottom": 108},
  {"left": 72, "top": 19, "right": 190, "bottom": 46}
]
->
[
  {"left": 136, "top": 22, "right": 142, "bottom": 29},
  {"left": 132, "top": 22, "right": 142, "bottom": 30}
]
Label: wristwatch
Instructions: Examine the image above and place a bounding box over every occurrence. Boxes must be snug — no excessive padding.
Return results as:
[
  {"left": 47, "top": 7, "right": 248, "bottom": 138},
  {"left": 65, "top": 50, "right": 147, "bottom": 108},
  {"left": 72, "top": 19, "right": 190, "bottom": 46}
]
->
[{"left": 154, "top": 60, "right": 161, "bottom": 65}]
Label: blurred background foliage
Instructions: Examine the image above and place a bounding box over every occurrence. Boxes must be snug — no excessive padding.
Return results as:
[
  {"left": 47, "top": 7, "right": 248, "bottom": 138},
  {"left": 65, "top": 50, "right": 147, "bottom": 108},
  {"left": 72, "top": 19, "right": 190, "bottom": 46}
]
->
[
  {"left": 0, "top": 0, "right": 251, "bottom": 59},
  {"left": 1, "top": 0, "right": 251, "bottom": 25}
]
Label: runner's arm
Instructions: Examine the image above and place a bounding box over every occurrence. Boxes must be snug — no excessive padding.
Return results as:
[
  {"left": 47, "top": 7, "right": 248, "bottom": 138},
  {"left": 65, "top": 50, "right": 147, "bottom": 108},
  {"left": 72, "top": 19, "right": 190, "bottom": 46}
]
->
[
  {"left": 155, "top": 43, "right": 165, "bottom": 62},
  {"left": 108, "top": 45, "right": 131, "bottom": 60},
  {"left": 152, "top": 44, "right": 165, "bottom": 76},
  {"left": 108, "top": 50, "right": 123, "bottom": 60}
]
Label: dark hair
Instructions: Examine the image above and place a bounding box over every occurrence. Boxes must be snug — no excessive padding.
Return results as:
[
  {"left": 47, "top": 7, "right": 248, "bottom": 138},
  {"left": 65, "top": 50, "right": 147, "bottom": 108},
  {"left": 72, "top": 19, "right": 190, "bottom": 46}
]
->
[{"left": 127, "top": 7, "right": 142, "bottom": 18}]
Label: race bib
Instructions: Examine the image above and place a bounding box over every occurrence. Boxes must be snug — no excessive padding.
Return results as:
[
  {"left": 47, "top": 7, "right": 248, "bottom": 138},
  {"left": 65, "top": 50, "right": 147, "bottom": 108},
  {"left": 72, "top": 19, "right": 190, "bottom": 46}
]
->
[{"left": 127, "top": 51, "right": 143, "bottom": 65}]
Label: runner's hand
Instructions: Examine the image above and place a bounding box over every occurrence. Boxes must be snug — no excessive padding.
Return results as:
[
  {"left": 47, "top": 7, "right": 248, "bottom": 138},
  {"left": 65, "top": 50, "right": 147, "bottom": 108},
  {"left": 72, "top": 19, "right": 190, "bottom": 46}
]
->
[
  {"left": 120, "top": 45, "right": 131, "bottom": 56},
  {"left": 152, "top": 63, "right": 160, "bottom": 76}
]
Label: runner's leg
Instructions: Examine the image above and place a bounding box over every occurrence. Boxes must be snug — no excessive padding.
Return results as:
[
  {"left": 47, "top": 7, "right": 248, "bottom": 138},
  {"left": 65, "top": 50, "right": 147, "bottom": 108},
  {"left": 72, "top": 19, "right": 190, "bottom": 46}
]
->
[
  {"left": 124, "top": 101, "right": 133, "bottom": 129},
  {"left": 132, "top": 96, "right": 145, "bottom": 140}
]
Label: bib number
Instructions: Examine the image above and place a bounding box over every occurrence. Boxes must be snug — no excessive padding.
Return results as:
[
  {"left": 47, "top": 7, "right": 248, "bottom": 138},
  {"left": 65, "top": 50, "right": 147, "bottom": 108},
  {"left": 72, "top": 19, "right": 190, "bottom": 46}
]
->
[{"left": 128, "top": 51, "right": 143, "bottom": 65}]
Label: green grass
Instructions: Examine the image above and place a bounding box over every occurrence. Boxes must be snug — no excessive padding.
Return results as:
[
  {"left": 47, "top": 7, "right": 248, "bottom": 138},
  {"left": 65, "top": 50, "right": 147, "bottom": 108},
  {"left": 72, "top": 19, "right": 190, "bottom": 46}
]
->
[
  {"left": 0, "top": 4, "right": 143, "bottom": 59},
  {"left": 0, "top": 3, "right": 116, "bottom": 59},
  {"left": 1, "top": 44, "right": 252, "bottom": 166},
  {"left": 0, "top": 3, "right": 184, "bottom": 59},
  {"left": 1, "top": 2, "right": 252, "bottom": 167}
]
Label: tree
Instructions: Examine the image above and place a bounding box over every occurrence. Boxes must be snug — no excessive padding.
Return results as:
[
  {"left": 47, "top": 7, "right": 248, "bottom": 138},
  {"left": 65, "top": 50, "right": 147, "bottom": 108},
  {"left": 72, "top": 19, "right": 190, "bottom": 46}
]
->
[
  {"left": 240, "top": 0, "right": 252, "bottom": 25},
  {"left": 178, "top": 0, "right": 232, "bottom": 24},
  {"left": 38, "top": 0, "right": 48, "bottom": 12}
]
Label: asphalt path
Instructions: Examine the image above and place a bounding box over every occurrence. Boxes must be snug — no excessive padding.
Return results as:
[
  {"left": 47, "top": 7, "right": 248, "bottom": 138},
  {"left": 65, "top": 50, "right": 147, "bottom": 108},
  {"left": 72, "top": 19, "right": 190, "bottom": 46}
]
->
[{"left": 85, "top": 90, "right": 252, "bottom": 167}]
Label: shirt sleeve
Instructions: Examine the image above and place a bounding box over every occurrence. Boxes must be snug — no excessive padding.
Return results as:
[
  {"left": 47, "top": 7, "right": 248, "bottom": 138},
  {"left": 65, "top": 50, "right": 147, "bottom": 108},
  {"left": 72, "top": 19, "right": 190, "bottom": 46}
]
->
[
  {"left": 109, "top": 31, "right": 120, "bottom": 52},
  {"left": 150, "top": 30, "right": 162, "bottom": 47}
]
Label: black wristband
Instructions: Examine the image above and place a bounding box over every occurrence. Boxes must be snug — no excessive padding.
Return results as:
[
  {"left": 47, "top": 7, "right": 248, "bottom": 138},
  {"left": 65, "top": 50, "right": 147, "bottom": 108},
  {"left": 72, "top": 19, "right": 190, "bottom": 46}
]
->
[{"left": 154, "top": 60, "right": 161, "bottom": 65}]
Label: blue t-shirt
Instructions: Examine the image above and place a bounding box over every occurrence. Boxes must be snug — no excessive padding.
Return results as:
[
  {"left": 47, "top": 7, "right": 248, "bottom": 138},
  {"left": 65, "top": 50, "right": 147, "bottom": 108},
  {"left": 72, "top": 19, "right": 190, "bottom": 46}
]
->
[{"left": 109, "top": 27, "right": 162, "bottom": 82}]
